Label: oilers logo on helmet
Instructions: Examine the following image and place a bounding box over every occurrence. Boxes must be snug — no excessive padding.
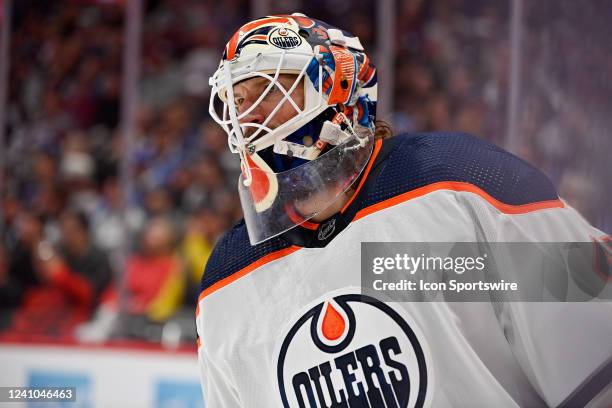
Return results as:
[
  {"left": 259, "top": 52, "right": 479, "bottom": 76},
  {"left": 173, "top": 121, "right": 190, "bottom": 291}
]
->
[
  {"left": 276, "top": 291, "right": 432, "bottom": 408},
  {"left": 269, "top": 27, "right": 303, "bottom": 49}
]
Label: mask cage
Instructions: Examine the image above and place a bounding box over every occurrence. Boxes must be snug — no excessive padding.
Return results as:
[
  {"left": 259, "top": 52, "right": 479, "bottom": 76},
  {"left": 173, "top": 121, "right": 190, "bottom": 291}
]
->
[{"left": 209, "top": 49, "right": 329, "bottom": 186}]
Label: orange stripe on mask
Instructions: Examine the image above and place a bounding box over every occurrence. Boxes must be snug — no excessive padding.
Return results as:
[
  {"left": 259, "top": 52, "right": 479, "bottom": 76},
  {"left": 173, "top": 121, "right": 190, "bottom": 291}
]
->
[{"left": 226, "top": 17, "right": 291, "bottom": 60}]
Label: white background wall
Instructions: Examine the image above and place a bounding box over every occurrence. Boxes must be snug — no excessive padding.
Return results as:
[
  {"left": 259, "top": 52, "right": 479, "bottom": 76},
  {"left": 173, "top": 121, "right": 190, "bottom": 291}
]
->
[{"left": 0, "top": 344, "right": 202, "bottom": 407}]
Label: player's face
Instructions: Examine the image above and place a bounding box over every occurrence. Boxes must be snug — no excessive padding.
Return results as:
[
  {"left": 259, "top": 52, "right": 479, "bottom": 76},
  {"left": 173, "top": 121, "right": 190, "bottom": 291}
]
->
[
  {"left": 233, "top": 74, "right": 351, "bottom": 223},
  {"left": 233, "top": 74, "right": 304, "bottom": 138}
]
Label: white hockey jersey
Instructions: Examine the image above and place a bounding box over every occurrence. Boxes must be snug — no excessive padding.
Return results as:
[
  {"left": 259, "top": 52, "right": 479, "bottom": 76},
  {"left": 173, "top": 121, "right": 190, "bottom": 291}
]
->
[{"left": 196, "top": 133, "right": 611, "bottom": 408}]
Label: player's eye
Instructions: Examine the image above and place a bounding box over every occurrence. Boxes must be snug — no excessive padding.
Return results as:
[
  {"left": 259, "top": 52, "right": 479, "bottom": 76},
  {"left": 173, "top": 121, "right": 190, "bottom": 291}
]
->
[{"left": 234, "top": 96, "right": 245, "bottom": 111}]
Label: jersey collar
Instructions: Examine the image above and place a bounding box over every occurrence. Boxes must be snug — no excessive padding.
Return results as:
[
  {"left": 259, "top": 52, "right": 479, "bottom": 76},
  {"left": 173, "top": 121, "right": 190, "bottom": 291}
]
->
[{"left": 279, "top": 136, "right": 398, "bottom": 248}]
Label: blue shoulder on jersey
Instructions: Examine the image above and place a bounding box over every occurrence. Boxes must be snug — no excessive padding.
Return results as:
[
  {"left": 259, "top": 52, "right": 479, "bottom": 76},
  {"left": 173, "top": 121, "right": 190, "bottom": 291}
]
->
[
  {"left": 200, "top": 220, "right": 291, "bottom": 294},
  {"left": 200, "top": 132, "right": 558, "bottom": 294},
  {"left": 360, "top": 132, "right": 558, "bottom": 209}
]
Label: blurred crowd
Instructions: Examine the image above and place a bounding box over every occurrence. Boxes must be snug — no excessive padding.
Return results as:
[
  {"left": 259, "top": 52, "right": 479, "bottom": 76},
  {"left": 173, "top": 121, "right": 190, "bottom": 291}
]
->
[
  {"left": 0, "top": 0, "right": 609, "bottom": 346},
  {"left": 1, "top": 0, "right": 247, "bottom": 346}
]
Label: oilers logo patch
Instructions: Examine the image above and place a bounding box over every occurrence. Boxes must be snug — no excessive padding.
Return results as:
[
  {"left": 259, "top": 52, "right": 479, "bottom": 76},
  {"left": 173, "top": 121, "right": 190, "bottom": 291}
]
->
[
  {"left": 276, "top": 292, "right": 432, "bottom": 407},
  {"left": 268, "top": 27, "right": 302, "bottom": 49}
]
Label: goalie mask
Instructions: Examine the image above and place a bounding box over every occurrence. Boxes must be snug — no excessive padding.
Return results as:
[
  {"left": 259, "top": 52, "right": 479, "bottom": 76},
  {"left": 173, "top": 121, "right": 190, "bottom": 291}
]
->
[{"left": 209, "top": 13, "right": 378, "bottom": 245}]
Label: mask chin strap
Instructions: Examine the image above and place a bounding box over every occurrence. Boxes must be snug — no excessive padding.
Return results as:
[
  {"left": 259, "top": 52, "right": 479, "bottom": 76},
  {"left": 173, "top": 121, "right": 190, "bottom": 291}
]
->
[
  {"left": 224, "top": 62, "right": 254, "bottom": 187},
  {"left": 272, "top": 111, "right": 359, "bottom": 161}
]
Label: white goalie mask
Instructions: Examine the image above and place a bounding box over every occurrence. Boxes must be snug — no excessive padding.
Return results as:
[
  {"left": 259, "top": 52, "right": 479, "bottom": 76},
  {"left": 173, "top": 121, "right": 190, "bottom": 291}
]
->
[{"left": 209, "top": 13, "right": 378, "bottom": 245}]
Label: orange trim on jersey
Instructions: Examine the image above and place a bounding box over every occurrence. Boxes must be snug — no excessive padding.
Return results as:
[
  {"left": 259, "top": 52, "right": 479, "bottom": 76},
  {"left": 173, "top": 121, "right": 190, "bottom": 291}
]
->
[
  {"left": 196, "top": 178, "right": 564, "bottom": 313},
  {"left": 196, "top": 337, "right": 201, "bottom": 348},
  {"left": 196, "top": 246, "right": 301, "bottom": 316},
  {"left": 341, "top": 138, "right": 383, "bottom": 213},
  {"left": 354, "top": 181, "right": 565, "bottom": 221}
]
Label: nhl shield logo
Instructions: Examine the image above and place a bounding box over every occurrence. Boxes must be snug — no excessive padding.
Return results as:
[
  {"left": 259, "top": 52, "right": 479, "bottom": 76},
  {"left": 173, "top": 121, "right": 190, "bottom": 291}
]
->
[{"left": 276, "top": 292, "right": 432, "bottom": 407}]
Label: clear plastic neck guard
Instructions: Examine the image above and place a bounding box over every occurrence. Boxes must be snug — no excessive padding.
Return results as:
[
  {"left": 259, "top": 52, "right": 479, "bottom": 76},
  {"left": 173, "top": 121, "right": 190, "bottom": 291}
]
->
[{"left": 238, "top": 132, "right": 374, "bottom": 245}]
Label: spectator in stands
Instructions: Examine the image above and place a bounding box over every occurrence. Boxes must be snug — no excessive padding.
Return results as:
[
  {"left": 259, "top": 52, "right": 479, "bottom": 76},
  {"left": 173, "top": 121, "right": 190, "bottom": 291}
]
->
[
  {"left": 180, "top": 208, "right": 230, "bottom": 307},
  {"left": 0, "top": 212, "right": 45, "bottom": 318},
  {"left": 0, "top": 243, "right": 15, "bottom": 329},
  {"left": 181, "top": 155, "right": 230, "bottom": 212},
  {"left": 54, "top": 210, "right": 112, "bottom": 304},
  {"left": 180, "top": 211, "right": 213, "bottom": 308},
  {"left": 79, "top": 217, "right": 186, "bottom": 343},
  {"left": 125, "top": 217, "right": 184, "bottom": 322},
  {"left": 91, "top": 176, "right": 145, "bottom": 267},
  {"left": 0, "top": 209, "right": 112, "bottom": 340},
  {"left": 101, "top": 217, "right": 184, "bottom": 325}
]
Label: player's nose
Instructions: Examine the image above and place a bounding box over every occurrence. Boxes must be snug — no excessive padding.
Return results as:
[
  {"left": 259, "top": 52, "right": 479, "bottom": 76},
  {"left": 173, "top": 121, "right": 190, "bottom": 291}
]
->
[{"left": 238, "top": 103, "right": 265, "bottom": 125}]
